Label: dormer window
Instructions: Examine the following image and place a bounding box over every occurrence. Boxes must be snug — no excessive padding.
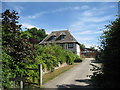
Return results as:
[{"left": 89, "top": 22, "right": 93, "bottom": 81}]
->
[
  {"left": 47, "top": 35, "right": 56, "bottom": 41},
  {"left": 56, "top": 32, "right": 66, "bottom": 40},
  {"left": 60, "top": 35, "right": 65, "bottom": 39},
  {"left": 56, "top": 35, "right": 65, "bottom": 40}
]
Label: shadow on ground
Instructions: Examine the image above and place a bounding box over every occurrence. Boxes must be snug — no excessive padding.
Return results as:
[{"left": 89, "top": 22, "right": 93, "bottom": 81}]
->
[
  {"left": 91, "top": 60, "right": 102, "bottom": 64},
  {"left": 57, "top": 79, "right": 93, "bottom": 88}
]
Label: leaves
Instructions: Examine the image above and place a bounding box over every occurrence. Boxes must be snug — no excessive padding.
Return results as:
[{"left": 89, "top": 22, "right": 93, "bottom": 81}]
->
[
  {"left": 91, "top": 17, "right": 120, "bottom": 88},
  {"left": 2, "top": 9, "right": 82, "bottom": 88}
]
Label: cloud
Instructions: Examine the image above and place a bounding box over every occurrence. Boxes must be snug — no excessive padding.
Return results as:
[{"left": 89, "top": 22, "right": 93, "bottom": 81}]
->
[
  {"left": 82, "top": 11, "right": 93, "bottom": 16},
  {"left": 28, "top": 5, "right": 89, "bottom": 19},
  {"left": 14, "top": 6, "right": 24, "bottom": 14},
  {"left": 75, "top": 30, "right": 103, "bottom": 35},
  {"left": 28, "top": 11, "right": 47, "bottom": 19},
  {"left": 81, "top": 5, "right": 89, "bottom": 9},
  {"left": 82, "top": 16, "right": 111, "bottom": 23},
  {"left": 94, "top": 31, "right": 103, "bottom": 34},
  {"left": 77, "top": 30, "right": 92, "bottom": 34},
  {"left": 22, "top": 23, "right": 36, "bottom": 28},
  {"left": 77, "top": 37, "right": 94, "bottom": 41},
  {"left": 69, "top": 5, "right": 112, "bottom": 32}
]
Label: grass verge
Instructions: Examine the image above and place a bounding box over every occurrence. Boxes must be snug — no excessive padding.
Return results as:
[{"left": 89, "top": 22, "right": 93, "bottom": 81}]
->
[{"left": 42, "top": 63, "right": 79, "bottom": 84}]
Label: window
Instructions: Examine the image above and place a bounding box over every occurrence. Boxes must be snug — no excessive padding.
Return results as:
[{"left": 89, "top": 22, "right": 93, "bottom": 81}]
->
[
  {"left": 56, "top": 35, "right": 65, "bottom": 40},
  {"left": 47, "top": 35, "right": 56, "bottom": 41},
  {"left": 68, "top": 43, "right": 74, "bottom": 48},
  {"left": 60, "top": 35, "right": 65, "bottom": 39}
]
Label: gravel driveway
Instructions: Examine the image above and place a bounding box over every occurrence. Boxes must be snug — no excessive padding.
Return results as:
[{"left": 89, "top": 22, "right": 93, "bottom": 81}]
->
[{"left": 43, "top": 58, "right": 94, "bottom": 88}]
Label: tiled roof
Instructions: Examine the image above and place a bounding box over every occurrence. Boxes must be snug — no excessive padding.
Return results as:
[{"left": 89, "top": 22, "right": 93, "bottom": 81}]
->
[{"left": 40, "top": 30, "right": 79, "bottom": 44}]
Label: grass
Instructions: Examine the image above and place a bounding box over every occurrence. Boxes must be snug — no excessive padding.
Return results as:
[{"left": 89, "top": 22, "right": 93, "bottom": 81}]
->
[
  {"left": 24, "top": 62, "right": 81, "bottom": 88},
  {"left": 42, "top": 63, "right": 79, "bottom": 84}
]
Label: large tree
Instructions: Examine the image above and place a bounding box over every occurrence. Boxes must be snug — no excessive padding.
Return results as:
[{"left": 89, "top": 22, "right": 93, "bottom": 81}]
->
[
  {"left": 91, "top": 17, "right": 120, "bottom": 88},
  {"left": 2, "top": 10, "right": 36, "bottom": 88},
  {"left": 20, "top": 27, "right": 47, "bottom": 44},
  {"left": 101, "top": 17, "right": 120, "bottom": 88},
  {"left": 2, "top": 9, "right": 36, "bottom": 62}
]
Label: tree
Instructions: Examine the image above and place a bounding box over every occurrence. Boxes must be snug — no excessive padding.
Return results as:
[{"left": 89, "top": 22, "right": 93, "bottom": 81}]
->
[
  {"left": 20, "top": 27, "right": 47, "bottom": 44},
  {"left": 89, "top": 46, "right": 96, "bottom": 50},
  {"left": 91, "top": 17, "right": 120, "bottom": 88},
  {"left": 2, "top": 9, "right": 36, "bottom": 88},
  {"left": 80, "top": 44, "right": 85, "bottom": 50},
  {"left": 2, "top": 10, "right": 36, "bottom": 61},
  {"left": 101, "top": 17, "right": 120, "bottom": 88}
]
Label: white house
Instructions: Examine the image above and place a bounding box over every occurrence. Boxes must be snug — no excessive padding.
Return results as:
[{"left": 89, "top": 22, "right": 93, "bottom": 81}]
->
[{"left": 39, "top": 30, "right": 81, "bottom": 56}]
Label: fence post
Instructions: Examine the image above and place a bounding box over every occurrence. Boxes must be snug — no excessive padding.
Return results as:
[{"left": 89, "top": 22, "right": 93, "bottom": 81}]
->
[
  {"left": 20, "top": 80, "right": 23, "bottom": 89},
  {"left": 38, "top": 64, "right": 42, "bottom": 87}
]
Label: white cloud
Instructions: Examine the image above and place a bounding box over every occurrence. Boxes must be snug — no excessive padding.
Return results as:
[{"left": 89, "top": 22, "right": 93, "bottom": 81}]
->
[
  {"left": 28, "top": 11, "right": 47, "bottom": 19},
  {"left": 76, "top": 36, "right": 95, "bottom": 41},
  {"left": 109, "top": 5, "right": 116, "bottom": 8},
  {"left": 94, "top": 31, "right": 103, "bottom": 34},
  {"left": 22, "top": 23, "right": 36, "bottom": 28},
  {"left": 75, "top": 30, "right": 103, "bottom": 35},
  {"left": 81, "top": 5, "right": 89, "bottom": 9},
  {"left": 82, "top": 11, "right": 93, "bottom": 16},
  {"left": 82, "top": 16, "right": 111, "bottom": 23},
  {"left": 14, "top": 6, "right": 24, "bottom": 14},
  {"left": 27, "top": 5, "right": 89, "bottom": 19},
  {"left": 78, "top": 30, "right": 92, "bottom": 34}
]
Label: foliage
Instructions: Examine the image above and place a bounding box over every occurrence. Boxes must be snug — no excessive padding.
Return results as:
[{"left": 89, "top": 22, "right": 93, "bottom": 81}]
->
[
  {"left": 2, "top": 9, "right": 36, "bottom": 88},
  {"left": 2, "top": 9, "right": 82, "bottom": 88},
  {"left": 89, "top": 64, "right": 103, "bottom": 88},
  {"left": 20, "top": 27, "right": 47, "bottom": 43},
  {"left": 2, "top": 9, "right": 36, "bottom": 61},
  {"left": 91, "top": 17, "right": 120, "bottom": 88},
  {"left": 20, "top": 31, "right": 32, "bottom": 39},
  {"left": 89, "top": 46, "right": 96, "bottom": 50},
  {"left": 80, "top": 44, "right": 85, "bottom": 50},
  {"left": 36, "top": 44, "right": 81, "bottom": 71},
  {"left": 74, "top": 55, "right": 82, "bottom": 63},
  {"left": 25, "top": 44, "right": 82, "bottom": 84},
  {"left": 2, "top": 51, "right": 12, "bottom": 88}
]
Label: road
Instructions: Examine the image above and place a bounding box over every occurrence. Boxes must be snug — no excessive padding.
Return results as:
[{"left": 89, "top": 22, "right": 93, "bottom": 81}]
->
[{"left": 43, "top": 58, "right": 94, "bottom": 88}]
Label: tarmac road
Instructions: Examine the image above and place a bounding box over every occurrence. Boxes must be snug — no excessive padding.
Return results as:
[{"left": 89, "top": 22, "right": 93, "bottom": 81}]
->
[{"left": 43, "top": 58, "right": 94, "bottom": 88}]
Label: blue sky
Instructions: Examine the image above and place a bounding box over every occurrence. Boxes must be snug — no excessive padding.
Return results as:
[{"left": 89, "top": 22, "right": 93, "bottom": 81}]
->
[{"left": 2, "top": 2, "right": 118, "bottom": 48}]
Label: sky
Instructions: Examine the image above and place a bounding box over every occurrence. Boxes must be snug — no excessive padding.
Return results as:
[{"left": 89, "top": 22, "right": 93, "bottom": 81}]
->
[{"left": 2, "top": 1, "right": 118, "bottom": 48}]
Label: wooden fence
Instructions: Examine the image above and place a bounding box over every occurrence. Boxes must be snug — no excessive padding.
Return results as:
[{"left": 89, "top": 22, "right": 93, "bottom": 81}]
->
[{"left": 9, "top": 64, "right": 42, "bottom": 88}]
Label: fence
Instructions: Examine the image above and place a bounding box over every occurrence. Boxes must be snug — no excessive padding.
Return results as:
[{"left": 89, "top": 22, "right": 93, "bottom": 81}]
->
[{"left": 9, "top": 64, "right": 42, "bottom": 88}]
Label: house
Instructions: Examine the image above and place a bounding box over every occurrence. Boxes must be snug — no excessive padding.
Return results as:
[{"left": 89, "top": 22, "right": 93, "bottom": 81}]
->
[
  {"left": 81, "top": 48, "right": 98, "bottom": 58},
  {"left": 39, "top": 30, "right": 81, "bottom": 56}
]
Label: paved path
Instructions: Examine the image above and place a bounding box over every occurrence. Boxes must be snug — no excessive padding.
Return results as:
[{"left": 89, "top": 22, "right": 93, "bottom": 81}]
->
[{"left": 43, "top": 58, "right": 94, "bottom": 88}]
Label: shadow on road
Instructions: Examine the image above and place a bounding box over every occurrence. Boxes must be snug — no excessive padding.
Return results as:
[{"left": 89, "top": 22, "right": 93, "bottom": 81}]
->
[
  {"left": 75, "top": 79, "right": 92, "bottom": 85},
  {"left": 91, "top": 59, "right": 102, "bottom": 64},
  {"left": 57, "top": 79, "right": 93, "bottom": 88}
]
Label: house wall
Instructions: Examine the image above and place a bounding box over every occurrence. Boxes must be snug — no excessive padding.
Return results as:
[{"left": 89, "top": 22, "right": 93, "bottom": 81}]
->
[
  {"left": 59, "top": 43, "right": 80, "bottom": 56},
  {"left": 76, "top": 44, "right": 80, "bottom": 56},
  {"left": 65, "top": 43, "right": 75, "bottom": 53}
]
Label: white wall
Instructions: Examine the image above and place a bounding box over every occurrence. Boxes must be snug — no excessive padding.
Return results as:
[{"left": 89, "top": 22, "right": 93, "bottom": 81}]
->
[{"left": 76, "top": 44, "right": 80, "bottom": 56}]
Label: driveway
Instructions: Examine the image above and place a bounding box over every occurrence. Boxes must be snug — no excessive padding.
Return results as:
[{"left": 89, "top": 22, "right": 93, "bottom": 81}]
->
[{"left": 43, "top": 58, "right": 94, "bottom": 88}]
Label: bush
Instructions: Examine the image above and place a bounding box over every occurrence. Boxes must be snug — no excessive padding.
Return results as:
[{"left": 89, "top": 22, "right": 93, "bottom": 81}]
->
[{"left": 74, "top": 58, "right": 82, "bottom": 62}]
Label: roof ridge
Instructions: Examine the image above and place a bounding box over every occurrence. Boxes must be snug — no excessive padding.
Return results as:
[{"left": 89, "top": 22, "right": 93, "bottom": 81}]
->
[{"left": 51, "top": 30, "right": 69, "bottom": 32}]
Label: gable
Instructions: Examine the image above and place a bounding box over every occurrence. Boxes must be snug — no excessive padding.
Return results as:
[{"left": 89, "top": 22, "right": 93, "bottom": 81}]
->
[{"left": 40, "top": 30, "right": 79, "bottom": 44}]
